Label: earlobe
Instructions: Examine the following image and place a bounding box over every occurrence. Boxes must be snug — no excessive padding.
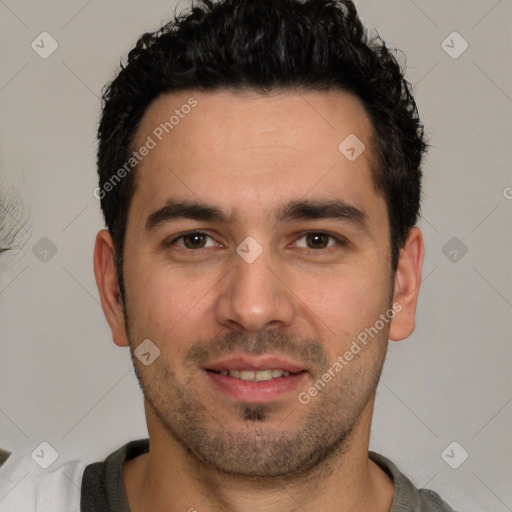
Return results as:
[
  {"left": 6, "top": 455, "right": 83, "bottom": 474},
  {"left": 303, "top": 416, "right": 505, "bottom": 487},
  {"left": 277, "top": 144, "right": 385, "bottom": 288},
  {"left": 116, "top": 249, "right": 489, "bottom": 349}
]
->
[
  {"left": 388, "top": 226, "right": 424, "bottom": 341},
  {"left": 93, "top": 229, "right": 129, "bottom": 347}
]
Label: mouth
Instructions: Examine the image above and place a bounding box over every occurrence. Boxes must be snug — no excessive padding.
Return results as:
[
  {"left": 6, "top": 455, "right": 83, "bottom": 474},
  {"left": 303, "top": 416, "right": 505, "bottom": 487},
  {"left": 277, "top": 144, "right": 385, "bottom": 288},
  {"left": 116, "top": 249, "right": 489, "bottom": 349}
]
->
[
  {"left": 203, "top": 355, "right": 309, "bottom": 403},
  {"left": 207, "top": 368, "right": 302, "bottom": 381}
]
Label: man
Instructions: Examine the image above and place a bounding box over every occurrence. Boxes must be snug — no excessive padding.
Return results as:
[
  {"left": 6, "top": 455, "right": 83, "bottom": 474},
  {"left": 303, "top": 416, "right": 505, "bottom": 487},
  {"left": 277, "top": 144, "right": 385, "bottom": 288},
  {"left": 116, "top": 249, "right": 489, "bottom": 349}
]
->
[{"left": 0, "top": 0, "right": 456, "bottom": 510}]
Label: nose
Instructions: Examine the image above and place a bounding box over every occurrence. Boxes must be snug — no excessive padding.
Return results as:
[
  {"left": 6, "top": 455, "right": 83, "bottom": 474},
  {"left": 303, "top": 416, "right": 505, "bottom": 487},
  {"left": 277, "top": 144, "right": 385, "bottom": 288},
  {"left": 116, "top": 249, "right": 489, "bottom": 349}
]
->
[{"left": 215, "top": 246, "right": 297, "bottom": 333}]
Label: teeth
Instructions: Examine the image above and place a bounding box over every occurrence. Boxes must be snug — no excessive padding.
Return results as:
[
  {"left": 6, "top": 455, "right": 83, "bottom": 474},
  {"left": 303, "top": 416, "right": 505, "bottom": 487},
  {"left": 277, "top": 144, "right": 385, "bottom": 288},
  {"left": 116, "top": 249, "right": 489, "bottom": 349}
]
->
[{"left": 218, "top": 369, "right": 291, "bottom": 381}]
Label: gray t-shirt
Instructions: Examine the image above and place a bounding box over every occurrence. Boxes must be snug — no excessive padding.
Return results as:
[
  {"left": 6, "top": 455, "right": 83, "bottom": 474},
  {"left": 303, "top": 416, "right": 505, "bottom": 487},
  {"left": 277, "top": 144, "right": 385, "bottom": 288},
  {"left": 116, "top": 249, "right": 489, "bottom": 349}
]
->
[{"left": 81, "top": 438, "right": 456, "bottom": 511}]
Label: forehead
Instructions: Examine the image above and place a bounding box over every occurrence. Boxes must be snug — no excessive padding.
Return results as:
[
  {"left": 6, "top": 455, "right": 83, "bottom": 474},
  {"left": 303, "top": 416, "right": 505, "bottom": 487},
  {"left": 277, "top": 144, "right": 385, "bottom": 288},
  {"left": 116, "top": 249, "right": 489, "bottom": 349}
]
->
[
  {"left": 129, "top": 88, "right": 383, "bottom": 226},
  {"left": 134, "top": 88, "right": 374, "bottom": 168}
]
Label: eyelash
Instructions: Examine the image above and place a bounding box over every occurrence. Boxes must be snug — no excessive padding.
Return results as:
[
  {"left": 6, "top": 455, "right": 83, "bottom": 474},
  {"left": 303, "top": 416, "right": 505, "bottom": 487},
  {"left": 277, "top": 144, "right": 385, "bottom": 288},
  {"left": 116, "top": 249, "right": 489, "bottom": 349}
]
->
[{"left": 165, "top": 230, "right": 346, "bottom": 252}]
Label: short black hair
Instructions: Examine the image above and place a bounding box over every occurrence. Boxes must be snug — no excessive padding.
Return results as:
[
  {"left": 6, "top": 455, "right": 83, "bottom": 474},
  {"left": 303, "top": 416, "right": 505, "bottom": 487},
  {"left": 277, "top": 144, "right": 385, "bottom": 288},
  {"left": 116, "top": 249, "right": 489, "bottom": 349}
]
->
[{"left": 97, "top": 0, "right": 427, "bottom": 303}]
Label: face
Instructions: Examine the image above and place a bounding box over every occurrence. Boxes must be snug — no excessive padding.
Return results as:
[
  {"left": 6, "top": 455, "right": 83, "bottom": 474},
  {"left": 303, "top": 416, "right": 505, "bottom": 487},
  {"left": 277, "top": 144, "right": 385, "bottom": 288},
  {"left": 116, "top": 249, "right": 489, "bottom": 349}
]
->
[{"left": 95, "top": 89, "right": 422, "bottom": 478}]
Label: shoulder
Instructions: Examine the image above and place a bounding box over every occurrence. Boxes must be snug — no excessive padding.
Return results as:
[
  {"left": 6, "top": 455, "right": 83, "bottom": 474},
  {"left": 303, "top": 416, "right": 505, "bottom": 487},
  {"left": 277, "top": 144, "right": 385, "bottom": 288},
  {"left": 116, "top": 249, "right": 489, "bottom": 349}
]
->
[
  {"left": 369, "top": 451, "right": 457, "bottom": 512},
  {"left": 0, "top": 448, "right": 86, "bottom": 512},
  {"left": 0, "top": 448, "right": 11, "bottom": 467},
  {"left": 417, "top": 488, "right": 458, "bottom": 511},
  {"left": 81, "top": 438, "right": 150, "bottom": 512}
]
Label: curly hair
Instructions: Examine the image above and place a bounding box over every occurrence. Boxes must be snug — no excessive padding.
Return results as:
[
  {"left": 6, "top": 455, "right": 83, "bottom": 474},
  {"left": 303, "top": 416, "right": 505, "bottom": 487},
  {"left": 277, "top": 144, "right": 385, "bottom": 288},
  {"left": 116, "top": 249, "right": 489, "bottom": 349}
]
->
[{"left": 97, "top": 0, "right": 427, "bottom": 302}]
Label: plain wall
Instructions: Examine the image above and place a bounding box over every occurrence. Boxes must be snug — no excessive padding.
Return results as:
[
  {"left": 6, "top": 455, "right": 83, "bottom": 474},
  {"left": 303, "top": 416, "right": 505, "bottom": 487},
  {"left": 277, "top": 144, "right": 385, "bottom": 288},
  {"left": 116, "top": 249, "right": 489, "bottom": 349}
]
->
[{"left": 0, "top": 1, "right": 510, "bottom": 510}]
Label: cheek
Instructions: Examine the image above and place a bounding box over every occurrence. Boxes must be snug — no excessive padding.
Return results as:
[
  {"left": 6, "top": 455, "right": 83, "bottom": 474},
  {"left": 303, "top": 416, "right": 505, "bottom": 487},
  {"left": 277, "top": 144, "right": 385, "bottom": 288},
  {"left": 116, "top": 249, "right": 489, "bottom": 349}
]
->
[
  {"left": 124, "top": 261, "right": 219, "bottom": 339},
  {"left": 296, "top": 265, "right": 391, "bottom": 341}
]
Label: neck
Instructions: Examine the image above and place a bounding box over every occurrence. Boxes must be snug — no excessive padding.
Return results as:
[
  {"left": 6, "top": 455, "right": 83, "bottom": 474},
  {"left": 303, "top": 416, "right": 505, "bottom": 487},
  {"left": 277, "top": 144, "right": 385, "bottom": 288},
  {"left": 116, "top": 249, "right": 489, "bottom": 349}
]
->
[{"left": 124, "top": 397, "right": 394, "bottom": 512}]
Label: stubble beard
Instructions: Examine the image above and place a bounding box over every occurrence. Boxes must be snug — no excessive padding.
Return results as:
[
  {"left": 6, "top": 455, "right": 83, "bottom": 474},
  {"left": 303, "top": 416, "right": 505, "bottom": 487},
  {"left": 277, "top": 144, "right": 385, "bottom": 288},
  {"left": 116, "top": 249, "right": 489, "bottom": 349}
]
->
[{"left": 126, "top": 326, "right": 389, "bottom": 480}]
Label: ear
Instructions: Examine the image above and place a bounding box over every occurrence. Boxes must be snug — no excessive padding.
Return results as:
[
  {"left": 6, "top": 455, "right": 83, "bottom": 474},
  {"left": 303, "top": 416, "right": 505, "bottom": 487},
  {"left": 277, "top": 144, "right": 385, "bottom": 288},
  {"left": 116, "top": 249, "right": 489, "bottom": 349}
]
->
[
  {"left": 388, "top": 226, "right": 424, "bottom": 341},
  {"left": 93, "top": 229, "right": 129, "bottom": 347}
]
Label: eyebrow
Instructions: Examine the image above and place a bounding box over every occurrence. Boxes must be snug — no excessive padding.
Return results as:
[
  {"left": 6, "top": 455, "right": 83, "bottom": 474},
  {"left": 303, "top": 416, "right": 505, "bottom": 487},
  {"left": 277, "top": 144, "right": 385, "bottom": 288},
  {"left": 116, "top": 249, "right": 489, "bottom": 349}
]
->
[{"left": 145, "top": 198, "right": 369, "bottom": 232}]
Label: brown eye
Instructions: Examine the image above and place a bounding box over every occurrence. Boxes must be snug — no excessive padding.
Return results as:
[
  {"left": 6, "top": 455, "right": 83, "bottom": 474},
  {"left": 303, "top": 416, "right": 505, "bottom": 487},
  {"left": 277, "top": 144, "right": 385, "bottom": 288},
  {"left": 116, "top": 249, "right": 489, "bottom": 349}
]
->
[
  {"left": 167, "top": 231, "right": 217, "bottom": 250},
  {"left": 305, "top": 233, "right": 331, "bottom": 249},
  {"left": 182, "top": 233, "right": 207, "bottom": 249},
  {"left": 295, "top": 232, "right": 339, "bottom": 250}
]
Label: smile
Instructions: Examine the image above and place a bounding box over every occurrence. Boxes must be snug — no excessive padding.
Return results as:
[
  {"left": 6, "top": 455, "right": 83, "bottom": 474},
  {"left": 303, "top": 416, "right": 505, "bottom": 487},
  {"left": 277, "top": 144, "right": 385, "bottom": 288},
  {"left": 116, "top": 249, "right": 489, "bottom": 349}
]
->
[
  {"left": 217, "top": 369, "right": 292, "bottom": 381},
  {"left": 204, "top": 368, "right": 308, "bottom": 403}
]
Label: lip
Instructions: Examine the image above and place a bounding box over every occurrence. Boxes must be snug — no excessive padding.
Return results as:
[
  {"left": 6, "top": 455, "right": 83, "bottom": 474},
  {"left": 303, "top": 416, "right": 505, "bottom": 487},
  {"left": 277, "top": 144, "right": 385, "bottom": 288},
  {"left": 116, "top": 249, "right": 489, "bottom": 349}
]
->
[
  {"left": 202, "top": 354, "right": 309, "bottom": 403},
  {"left": 204, "top": 354, "right": 306, "bottom": 374},
  {"left": 204, "top": 369, "right": 308, "bottom": 403}
]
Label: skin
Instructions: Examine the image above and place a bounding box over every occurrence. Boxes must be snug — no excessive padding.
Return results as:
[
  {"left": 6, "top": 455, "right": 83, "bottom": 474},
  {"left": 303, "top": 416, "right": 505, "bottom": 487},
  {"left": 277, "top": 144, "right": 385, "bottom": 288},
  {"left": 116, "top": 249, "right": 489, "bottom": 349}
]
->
[{"left": 94, "top": 89, "right": 424, "bottom": 512}]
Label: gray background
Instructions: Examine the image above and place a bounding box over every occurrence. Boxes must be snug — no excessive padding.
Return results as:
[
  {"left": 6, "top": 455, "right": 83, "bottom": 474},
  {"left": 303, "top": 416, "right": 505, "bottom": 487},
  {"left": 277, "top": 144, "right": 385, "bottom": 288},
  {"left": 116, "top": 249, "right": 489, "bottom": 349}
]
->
[{"left": 0, "top": 0, "right": 511, "bottom": 509}]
